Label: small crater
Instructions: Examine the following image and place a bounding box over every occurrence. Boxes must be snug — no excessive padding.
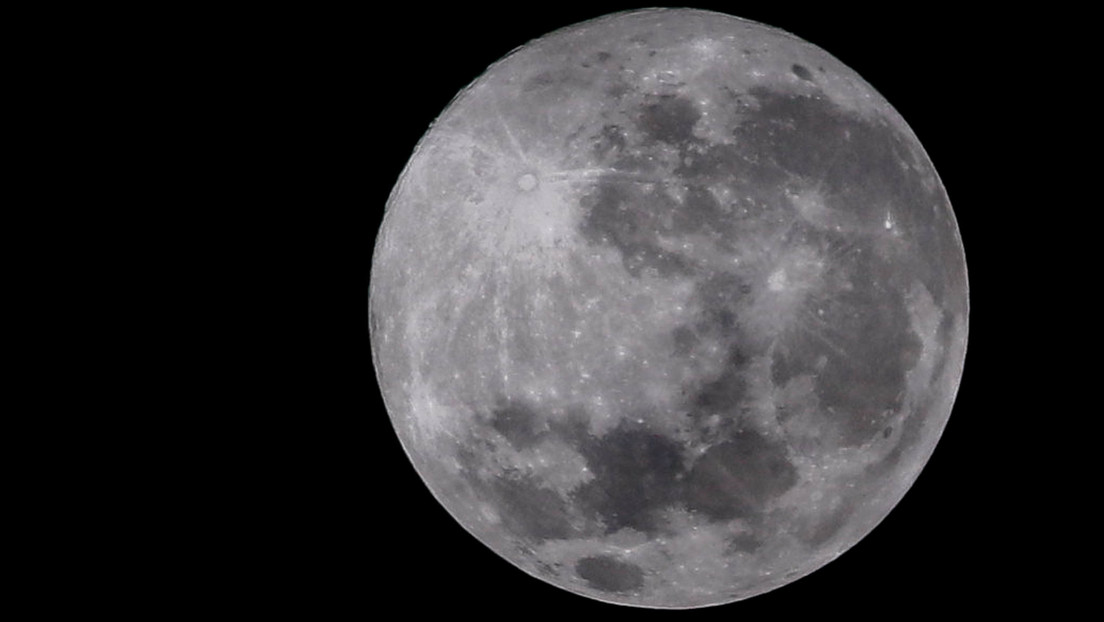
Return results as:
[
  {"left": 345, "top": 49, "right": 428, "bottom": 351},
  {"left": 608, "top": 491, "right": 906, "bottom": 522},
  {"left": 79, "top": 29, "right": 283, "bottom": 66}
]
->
[
  {"left": 576, "top": 555, "right": 644, "bottom": 593},
  {"left": 883, "top": 426, "right": 893, "bottom": 439},
  {"left": 517, "top": 173, "right": 538, "bottom": 192},
  {"left": 792, "top": 64, "right": 814, "bottom": 82}
]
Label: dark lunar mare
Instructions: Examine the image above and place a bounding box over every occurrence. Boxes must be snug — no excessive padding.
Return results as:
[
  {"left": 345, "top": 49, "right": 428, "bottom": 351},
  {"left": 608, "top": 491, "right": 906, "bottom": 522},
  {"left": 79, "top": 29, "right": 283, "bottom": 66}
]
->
[
  {"left": 571, "top": 422, "right": 685, "bottom": 535},
  {"left": 576, "top": 555, "right": 645, "bottom": 593},
  {"left": 461, "top": 402, "right": 801, "bottom": 551},
  {"left": 578, "top": 85, "right": 949, "bottom": 450}
]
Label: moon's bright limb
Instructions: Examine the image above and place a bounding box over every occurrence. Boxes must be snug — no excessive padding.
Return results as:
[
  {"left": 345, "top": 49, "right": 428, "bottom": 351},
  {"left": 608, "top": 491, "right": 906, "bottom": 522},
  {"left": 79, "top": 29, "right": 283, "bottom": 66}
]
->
[{"left": 370, "top": 8, "right": 967, "bottom": 608}]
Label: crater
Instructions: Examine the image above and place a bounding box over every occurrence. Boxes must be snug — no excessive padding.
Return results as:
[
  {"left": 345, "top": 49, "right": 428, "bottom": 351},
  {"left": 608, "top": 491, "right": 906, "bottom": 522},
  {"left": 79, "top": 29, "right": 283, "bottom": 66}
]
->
[
  {"left": 791, "top": 63, "right": 814, "bottom": 82},
  {"left": 517, "top": 172, "right": 538, "bottom": 192}
]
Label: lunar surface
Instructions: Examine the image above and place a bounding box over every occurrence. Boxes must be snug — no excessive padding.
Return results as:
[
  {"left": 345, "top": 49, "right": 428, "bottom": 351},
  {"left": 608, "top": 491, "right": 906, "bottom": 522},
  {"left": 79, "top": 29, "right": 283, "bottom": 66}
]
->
[{"left": 370, "top": 9, "right": 968, "bottom": 608}]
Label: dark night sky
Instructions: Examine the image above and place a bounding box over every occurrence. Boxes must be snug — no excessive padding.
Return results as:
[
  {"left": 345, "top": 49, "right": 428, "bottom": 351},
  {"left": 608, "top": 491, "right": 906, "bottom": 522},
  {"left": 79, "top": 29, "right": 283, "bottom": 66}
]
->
[{"left": 101, "top": 2, "right": 1057, "bottom": 615}]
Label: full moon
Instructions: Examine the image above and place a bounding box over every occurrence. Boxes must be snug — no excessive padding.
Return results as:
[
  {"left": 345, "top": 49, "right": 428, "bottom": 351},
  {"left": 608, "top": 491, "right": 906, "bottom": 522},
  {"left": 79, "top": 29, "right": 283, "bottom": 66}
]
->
[{"left": 370, "top": 8, "right": 967, "bottom": 608}]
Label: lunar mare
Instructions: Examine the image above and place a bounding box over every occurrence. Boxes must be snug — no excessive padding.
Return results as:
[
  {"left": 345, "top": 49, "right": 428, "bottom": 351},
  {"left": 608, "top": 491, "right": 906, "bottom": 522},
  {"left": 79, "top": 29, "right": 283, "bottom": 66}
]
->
[{"left": 370, "top": 9, "right": 967, "bottom": 609}]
